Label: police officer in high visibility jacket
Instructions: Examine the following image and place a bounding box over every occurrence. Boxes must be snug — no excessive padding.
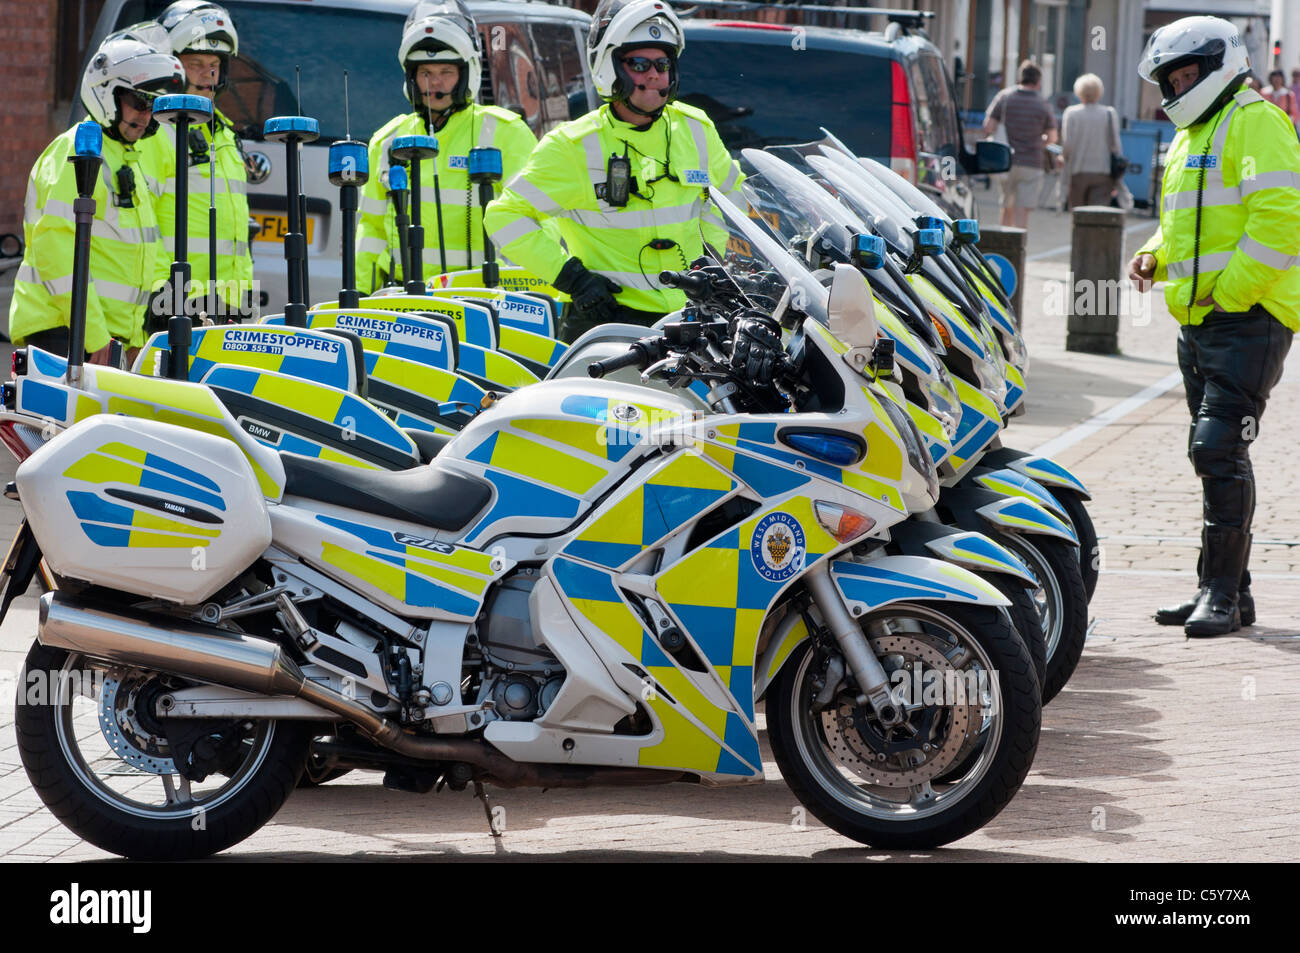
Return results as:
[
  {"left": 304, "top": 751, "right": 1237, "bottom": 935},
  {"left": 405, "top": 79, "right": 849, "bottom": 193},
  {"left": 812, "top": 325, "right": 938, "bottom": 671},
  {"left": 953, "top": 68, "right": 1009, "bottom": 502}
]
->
[
  {"left": 1128, "top": 16, "right": 1298, "bottom": 636},
  {"left": 8, "top": 31, "right": 183, "bottom": 360},
  {"left": 355, "top": 0, "right": 537, "bottom": 292},
  {"left": 145, "top": 1, "right": 254, "bottom": 325},
  {"left": 484, "top": 0, "right": 744, "bottom": 343}
]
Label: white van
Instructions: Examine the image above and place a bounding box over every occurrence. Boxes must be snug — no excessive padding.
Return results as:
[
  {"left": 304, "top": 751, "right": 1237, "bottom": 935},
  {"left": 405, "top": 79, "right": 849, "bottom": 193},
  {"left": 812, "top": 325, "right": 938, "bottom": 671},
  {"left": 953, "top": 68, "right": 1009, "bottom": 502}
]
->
[{"left": 87, "top": 0, "right": 597, "bottom": 312}]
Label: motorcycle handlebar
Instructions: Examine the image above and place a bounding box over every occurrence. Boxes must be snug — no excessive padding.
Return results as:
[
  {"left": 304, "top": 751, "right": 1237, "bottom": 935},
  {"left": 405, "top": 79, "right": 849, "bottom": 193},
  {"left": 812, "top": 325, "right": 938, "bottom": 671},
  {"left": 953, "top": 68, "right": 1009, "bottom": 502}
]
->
[
  {"left": 588, "top": 347, "right": 647, "bottom": 378},
  {"left": 659, "top": 269, "right": 711, "bottom": 298}
]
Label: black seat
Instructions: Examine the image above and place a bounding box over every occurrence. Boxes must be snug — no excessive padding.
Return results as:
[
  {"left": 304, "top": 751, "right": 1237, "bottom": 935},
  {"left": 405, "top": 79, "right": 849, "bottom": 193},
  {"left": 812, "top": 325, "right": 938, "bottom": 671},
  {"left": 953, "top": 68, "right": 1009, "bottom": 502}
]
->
[
  {"left": 404, "top": 429, "right": 454, "bottom": 464},
  {"left": 280, "top": 453, "right": 491, "bottom": 531}
]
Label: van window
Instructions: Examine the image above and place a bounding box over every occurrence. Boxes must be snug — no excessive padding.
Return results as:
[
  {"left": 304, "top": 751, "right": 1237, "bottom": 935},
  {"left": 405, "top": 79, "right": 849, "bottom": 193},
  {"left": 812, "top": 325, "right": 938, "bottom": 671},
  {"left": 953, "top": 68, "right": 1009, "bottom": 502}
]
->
[
  {"left": 481, "top": 21, "right": 542, "bottom": 131},
  {"left": 678, "top": 37, "right": 891, "bottom": 157},
  {"left": 909, "top": 50, "right": 960, "bottom": 160},
  {"left": 530, "top": 22, "right": 590, "bottom": 127}
]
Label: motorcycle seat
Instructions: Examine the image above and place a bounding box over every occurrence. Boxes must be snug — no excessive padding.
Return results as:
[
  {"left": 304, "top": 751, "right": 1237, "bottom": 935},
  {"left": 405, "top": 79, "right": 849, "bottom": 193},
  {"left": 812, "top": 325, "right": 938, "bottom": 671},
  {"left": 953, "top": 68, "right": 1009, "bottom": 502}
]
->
[
  {"left": 280, "top": 452, "right": 491, "bottom": 531},
  {"left": 404, "top": 429, "right": 454, "bottom": 464}
]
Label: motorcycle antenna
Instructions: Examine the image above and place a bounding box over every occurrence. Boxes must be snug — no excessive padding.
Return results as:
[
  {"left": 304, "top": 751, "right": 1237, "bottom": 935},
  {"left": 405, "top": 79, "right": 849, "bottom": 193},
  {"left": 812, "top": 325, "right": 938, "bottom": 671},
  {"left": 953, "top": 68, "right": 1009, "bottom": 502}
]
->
[
  {"left": 390, "top": 134, "right": 439, "bottom": 294},
  {"left": 207, "top": 120, "right": 217, "bottom": 323},
  {"left": 330, "top": 70, "right": 369, "bottom": 309},
  {"left": 64, "top": 122, "right": 103, "bottom": 385},
  {"left": 295, "top": 65, "right": 311, "bottom": 306},
  {"left": 264, "top": 104, "right": 319, "bottom": 326}
]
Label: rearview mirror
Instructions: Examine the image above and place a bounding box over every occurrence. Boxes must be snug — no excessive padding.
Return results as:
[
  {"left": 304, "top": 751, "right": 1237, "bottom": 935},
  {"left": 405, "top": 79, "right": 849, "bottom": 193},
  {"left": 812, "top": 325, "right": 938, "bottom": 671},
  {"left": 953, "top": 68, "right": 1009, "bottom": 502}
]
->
[{"left": 961, "top": 140, "right": 1012, "bottom": 174}]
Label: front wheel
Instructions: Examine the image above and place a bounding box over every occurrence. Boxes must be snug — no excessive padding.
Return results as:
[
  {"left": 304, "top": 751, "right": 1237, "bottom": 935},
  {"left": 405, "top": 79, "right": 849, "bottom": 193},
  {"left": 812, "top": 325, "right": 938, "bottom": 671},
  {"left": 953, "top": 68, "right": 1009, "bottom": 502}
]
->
[
  {"left": 1048, "top": 489, "right": 1098, "bottom": 602},
  {"left": 15, "top": 641, "right": 309, "bottom": 860},
  {"left": 767, "top": 602, "right": 1040, "bottom": 849}
]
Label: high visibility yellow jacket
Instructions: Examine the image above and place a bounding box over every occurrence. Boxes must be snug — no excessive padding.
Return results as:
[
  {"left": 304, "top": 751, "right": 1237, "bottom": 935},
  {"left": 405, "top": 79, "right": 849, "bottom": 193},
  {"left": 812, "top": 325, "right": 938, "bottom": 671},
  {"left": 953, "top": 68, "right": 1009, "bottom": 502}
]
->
[
  {"left": 8, "top": 126, "right": 159, "bottom": 352},
  {"left": 484, "top": 101, "right": 745, "bottom": 314},
  {"left": 1137, "top": 87, "right": 1300, "bottom": 331},
  {"left": 355, "top": 104, "right": 538, "bottom": 292},
  {"left": 141, "top": 108, "right": 253, "bottom": 311}
]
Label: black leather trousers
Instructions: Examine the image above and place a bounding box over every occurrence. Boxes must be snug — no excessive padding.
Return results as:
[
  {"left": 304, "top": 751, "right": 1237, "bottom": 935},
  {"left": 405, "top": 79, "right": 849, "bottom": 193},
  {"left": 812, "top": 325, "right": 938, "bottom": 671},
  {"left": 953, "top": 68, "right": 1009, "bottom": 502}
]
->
[{"left": 1176, "top": 306, "right": 1293, "bottom": 589}]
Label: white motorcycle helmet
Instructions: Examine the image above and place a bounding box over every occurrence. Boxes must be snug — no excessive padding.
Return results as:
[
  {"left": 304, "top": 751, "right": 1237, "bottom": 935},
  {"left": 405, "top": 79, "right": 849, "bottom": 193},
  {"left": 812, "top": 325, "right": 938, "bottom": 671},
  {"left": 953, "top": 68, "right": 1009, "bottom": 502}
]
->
[
  {"left": 80, "top": 30, "right": 185, "bottom": 139},
  {"left": 158, "top": 1, "right": 239, "bottom": 93},
  {"left": 588, "top": 0, "right": 685, "bottom": 117},
  {"left": 399, "top": 0, "right": 482, "bottom": 109},
  {"left": 1139, "top": 15, "right": 1250, "bottom": 128}
]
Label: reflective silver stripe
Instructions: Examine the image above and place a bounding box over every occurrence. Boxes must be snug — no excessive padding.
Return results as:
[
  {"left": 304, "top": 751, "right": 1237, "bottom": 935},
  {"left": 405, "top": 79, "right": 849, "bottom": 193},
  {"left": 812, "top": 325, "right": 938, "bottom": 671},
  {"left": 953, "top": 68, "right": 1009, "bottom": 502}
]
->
[
  {"left": 358, "top": 236, "right": 389, "bottom": 255},
  {"left": 580, "top": 129, "right": 606, "bottom": 182},
  {"left": 684, "top": 116, "right": 710, "bottom": 176},
  {"left": 40, "top": 198, "right": 77, "bottom": 220},
  {"left": 188, "top": 237, "right": 245, "bottom": 257},
  {"left": 422, "top": 187, "right": 472, "bottom": 207},
  {"left": 1162, "top": 186, "right": 1240, "bottom": 211},
  {"left": 594, "top": 269, "right": 664, "bottom": 291},
  {"left": 24, "top": 180, "right": 40, "bottom": 221},
  {"left": 16, "top": 264, "right": 75, "bottom": 298},
  {"left": 566, "top": 201, "right": 701, "bottom": 231},
  {"left": 478, "top": 113, "right": 498, "bottom": 149},
  {"left": 1166, "top": 252, "right": 1234, "bottom": 279},
  {"left": 361, "top": 195, "right": 388, "bottom": 216},
  {"left": 1238, "top": 232, "right": 1297, "bottom": 270},
  {"left": 1201, "top": 99, "right": 1243, "bottom": 192},
  {"left": 490, "top": 216, "right": 543, "bottom": 248},
  {"left": 95, "top": 279, "right": 151, "bottom": 306},
  {"left": 234, "top": 240, "right": 249, "bottom": 257},
  {"left": 509, "top": 176, "right": 563, "bottom": 216},
  {"left": 701, "top": 207, "right": 725, "bottom": 230},
  {"left": 101, "top": 222, "right": 160, "bottom": 244},
  {"left": 1239, "top": 169, "right": 1300, "bottom": 196},
  {"left": 227, "top": 176, "right": 247, "bottom": 197},
  {"left": 718, "top": 162, "right": 740, "bottom": 194}
]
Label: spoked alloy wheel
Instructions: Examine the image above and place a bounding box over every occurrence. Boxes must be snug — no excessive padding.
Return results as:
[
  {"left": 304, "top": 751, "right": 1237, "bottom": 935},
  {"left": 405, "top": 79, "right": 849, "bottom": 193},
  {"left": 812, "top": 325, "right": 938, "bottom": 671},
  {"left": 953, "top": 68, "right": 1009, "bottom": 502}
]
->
[
  {"left": 767, "top": 602, "right": 1040, "bottom": 848},
  {"left": 16, "top": 642, "right": 308, "bottom": 860}
]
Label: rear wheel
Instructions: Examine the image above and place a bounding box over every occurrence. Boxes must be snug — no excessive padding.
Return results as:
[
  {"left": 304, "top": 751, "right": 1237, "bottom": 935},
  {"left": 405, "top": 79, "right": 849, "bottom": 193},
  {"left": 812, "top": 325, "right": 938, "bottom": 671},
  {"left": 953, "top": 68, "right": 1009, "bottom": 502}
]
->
[
  {"left": 767, "top": 602, "right": 1040, "bottom": 848},
  {"left": 15, "top": 641, "right": 309, "bottom": 860},
  {"left": 995, "top": 533, "right": 1087, "bottom": 704}
]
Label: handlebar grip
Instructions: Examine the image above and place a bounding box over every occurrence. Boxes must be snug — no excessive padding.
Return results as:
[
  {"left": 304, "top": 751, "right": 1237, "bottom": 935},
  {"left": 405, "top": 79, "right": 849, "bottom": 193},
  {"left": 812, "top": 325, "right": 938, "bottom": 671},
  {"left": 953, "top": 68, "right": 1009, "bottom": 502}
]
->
[
  {"left": 659, "top": 269, "right": 710, "bottom": 297},
  {"left": 588, "top": 347, "right": 645, "bottom": 378}
]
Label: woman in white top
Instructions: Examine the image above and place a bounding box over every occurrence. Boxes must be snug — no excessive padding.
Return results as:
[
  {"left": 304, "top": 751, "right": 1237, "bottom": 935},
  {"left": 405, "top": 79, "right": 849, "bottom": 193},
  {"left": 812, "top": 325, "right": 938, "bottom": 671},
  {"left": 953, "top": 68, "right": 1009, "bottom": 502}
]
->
[{"left": 1060, "top": 73, "right": 1123, "bottom": 209}]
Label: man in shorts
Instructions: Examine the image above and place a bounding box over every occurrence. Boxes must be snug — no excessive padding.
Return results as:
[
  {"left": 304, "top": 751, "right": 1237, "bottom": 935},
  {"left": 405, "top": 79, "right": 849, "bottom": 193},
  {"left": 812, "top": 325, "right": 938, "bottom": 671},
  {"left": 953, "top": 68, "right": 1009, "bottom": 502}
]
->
[{"left": 984, "top": 60, "right": 1057, "bottom": 228}]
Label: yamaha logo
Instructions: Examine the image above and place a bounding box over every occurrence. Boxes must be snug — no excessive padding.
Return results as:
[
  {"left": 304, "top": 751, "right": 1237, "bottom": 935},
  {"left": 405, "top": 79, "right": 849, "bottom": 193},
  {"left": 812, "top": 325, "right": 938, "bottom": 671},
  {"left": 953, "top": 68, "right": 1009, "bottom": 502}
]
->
[{"left": 245, "top": 151, "right": 271, "bottom": 185}]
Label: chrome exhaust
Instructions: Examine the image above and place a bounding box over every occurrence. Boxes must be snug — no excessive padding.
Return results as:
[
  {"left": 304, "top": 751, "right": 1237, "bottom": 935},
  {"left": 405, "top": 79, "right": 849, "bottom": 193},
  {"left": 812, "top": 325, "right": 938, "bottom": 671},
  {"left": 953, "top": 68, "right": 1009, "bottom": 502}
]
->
[{"left": 36, "top": 593, "right": 682, "bottom": 787}]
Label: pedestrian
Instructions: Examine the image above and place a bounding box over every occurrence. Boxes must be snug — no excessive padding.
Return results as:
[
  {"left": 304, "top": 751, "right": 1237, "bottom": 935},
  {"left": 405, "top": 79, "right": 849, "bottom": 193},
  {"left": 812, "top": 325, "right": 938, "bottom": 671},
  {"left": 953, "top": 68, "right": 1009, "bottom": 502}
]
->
[
  {"left": 1290, "top": 67, "right": 1300, "bottom": 107},
  {"left": 1061, "top": 73, "right": 1123, "bottom": 209},
  {"left": 354, "top": 0, "right": 538, "bottom": 293},
  {"left": 983, "top": 60, "right": 1057, "bottom": 229},
  {"left": 1262, "top": 68, "right": 1300, "bottom": 128},
  {"left": 7, "top": 30, "right": 183, "bottom": 361},
  {"left": 143, "top": 1, "right": 254, "bottom": 327},
  {"left": 1128, "top": 16, "right": 1298, "bottom": 636},
  {"left": 484, "top": 0, "right": 745, "bottom": 343}
]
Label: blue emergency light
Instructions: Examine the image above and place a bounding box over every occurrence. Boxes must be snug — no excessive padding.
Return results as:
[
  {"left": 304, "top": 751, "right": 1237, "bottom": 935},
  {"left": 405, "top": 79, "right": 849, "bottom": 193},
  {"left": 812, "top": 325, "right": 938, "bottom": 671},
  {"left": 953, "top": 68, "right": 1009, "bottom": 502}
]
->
[
  {"left": 388, "top": 165, "right": 408, "bottom": 191},
  {"left": 263, "top": 116, "right": 320, "bottom": 142},
  {"left": 391, "top": 135, "right": 439, "bottom": 160},
  {"left": 468, "top": 147, "right": 503, "bottom": 182},
  {"left": 329, "top": 139, "right": 369, "bottom": 186},
  {"left": 73, "top": 121, "right": 102, "bottom": 158},
  {"left": 954, "top": 219, "right": 980, "bottom": 245},
  {"left": 917, "top": 228, "right": 945, "bottom": 256},
  {"left": 153, "top": 94, "right": 213, "bottom": 125},
  {"left": 853, "top": 233, "right": 886, "bottom": 270}
]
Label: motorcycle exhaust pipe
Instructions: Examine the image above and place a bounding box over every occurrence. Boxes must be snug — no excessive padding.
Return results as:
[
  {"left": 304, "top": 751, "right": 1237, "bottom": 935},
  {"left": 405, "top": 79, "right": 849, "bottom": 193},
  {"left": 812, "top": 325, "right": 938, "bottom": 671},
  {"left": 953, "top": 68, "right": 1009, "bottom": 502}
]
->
[{"left": 36, "top": 594, "right": 683, "bottom": 787}]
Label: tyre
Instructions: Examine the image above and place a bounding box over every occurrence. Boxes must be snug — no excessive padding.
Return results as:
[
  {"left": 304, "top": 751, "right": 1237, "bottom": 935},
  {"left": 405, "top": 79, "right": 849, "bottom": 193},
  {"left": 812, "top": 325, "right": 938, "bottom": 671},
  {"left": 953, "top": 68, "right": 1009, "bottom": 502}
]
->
[
  {"left": 990, "top": 577, "right": 1046, "bottom": 694},
  {"left": 1049, "top": 488, "right": 1098, "bottom": 602},
  {"left": 995, "top": 533, "right": 1088, "bottom": 704},
  {"left": 767, "top": 601, "right": 1040, "bottom": 849},
  {"left": 15, "top": 641, "right": 310, "bottom": 860}
]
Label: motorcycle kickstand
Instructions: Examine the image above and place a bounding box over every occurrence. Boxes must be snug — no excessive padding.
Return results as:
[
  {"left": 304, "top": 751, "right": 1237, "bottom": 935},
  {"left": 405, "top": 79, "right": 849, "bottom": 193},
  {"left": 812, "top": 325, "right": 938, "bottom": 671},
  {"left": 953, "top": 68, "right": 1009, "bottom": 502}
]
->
[{"left": 473, "top": 780, "right": 503, "bottom": 838}]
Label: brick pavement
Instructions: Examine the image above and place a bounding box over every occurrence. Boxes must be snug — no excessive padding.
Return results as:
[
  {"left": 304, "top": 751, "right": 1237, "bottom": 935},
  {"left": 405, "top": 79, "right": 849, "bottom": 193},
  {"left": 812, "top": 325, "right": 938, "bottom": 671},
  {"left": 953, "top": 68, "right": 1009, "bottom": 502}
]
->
[{"left": 0, "top": 212, "right": 1297, "bottom": 860}]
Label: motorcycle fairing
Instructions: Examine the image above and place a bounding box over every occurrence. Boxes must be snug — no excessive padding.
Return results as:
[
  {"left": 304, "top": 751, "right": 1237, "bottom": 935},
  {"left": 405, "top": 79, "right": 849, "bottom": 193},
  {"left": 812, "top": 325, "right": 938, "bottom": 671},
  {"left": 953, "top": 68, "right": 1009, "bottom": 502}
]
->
[
  {"left": 944, "top": 378, "right": 1003, "bottom": 477},
  {"left": 1010, "top": 456, "right": 1090, "bottom": 500},
  {"left": 907, "top": 401, "right": 951, "bottom": 465},
  {"left": 317, "top": 294, "right": 498, "bottom": 351},
  {"left": 133, "top": 325, "right": 361, "bottom": 394},
  {"left": 267, "top": 308, "right": 458, "bottom": 372},
  {"left": 1003, "top": 363, "right": 1026, "bottom": 414},
  {"left": 363, "top": 350, "right": 487, "bottom": 435},
  {"left": 830, "top": 556, "right": 1009, "bottom": 612},
  {"left": 274, "top": 508, "right": 513, "bottom": 621},
  {"left": 427, "top": 286, "right": 557, "bottom": 338},
  {"left": 921, "top": 531, "right": 1037, "bottom": 587},
  {"left": 974, "top": 496, "right": 1079, "bottom": 544},
  {"left": 970, "top": 468, "right": 1070, "bottom": 520},
  {"left": 432, "top": 265, "right": 561, "bottom": 303}
]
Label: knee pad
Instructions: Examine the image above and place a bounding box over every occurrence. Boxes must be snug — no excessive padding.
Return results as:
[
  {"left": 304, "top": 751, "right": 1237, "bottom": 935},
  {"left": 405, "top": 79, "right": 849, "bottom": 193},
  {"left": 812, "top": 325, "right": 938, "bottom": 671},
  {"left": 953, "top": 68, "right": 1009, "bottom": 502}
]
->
[{"left": 1189, "top": 415, "right": 1247, "bottom": 480}]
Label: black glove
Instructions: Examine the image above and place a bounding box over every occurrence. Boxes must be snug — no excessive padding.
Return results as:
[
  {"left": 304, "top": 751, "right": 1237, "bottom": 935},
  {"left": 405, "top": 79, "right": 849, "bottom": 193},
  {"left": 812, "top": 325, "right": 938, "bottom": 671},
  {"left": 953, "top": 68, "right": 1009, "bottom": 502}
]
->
[{"left": 554, "top": 257, "right": 621, "bottom": 324}]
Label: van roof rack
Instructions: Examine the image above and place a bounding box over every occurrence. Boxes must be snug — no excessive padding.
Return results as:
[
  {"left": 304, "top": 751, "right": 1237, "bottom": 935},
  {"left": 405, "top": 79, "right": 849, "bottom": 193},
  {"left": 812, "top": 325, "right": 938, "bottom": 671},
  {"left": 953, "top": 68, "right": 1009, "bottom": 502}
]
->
[{"left": 668, "top": 1, "right": 934, "bottom": 30}]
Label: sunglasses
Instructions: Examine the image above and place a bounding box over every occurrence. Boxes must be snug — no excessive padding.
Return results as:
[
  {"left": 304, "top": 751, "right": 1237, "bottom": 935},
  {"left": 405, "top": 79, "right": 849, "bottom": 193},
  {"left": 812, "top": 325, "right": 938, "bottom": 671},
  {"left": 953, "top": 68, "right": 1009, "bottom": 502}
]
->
[
  {"left": 622, "top": 56, "right": 671, "bottom": 74},
  {"left": 118, "top": 90, "right": 157, "bottom": 112}
]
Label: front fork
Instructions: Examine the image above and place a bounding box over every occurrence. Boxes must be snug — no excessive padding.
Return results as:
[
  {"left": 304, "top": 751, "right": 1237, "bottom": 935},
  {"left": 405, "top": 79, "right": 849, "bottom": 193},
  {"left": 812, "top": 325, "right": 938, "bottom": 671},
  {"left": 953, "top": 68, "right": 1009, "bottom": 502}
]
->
[{"left": 803, "top": 562, "right": 905, "bottom": 727}]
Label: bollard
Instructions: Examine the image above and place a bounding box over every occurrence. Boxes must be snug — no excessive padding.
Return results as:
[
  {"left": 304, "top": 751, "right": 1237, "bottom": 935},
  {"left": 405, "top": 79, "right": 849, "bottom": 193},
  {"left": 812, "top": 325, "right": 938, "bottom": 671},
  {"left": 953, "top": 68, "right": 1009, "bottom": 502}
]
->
[
  {"left": 1066, "top": 205, "right": 1126, "bottom": 354},
  {"left": 975, "top": 225, "right": 1026, "bottom": 328}
]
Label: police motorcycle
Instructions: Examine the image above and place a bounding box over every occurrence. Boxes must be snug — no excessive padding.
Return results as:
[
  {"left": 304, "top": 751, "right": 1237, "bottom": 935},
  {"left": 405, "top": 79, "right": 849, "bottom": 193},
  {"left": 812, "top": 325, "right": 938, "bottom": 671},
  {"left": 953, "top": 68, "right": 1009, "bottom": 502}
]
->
[
  {"left": 803, "top": 140, "right": 1099, "bottom": 605},
  {"left": 732, "top": 148, "right": 1089, "bottom": 704},
  {"left": 8, "top": 169, "right": 1040, "bottom": 857}
]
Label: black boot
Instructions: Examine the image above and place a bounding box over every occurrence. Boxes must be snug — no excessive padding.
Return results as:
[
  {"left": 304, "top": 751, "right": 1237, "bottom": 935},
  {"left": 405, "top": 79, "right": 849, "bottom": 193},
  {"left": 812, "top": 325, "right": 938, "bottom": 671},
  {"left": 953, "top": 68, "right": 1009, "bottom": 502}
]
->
[
  {"left": 1185, "top": 528, "right": 1250, "bottom": 638},
  {"left": 1155, "top": 591, "right": 1203, "bottom": 625},
  {"left": 1154, "top": 548, "right": 1255, "bottom": 626}
]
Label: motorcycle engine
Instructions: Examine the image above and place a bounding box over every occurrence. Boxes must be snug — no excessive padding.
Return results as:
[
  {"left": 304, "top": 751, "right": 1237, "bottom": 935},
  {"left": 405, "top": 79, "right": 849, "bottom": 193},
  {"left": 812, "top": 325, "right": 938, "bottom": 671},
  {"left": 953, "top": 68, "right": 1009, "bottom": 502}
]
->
[{"left": 477, "top": 570, "right": 565, "bottom": 721}]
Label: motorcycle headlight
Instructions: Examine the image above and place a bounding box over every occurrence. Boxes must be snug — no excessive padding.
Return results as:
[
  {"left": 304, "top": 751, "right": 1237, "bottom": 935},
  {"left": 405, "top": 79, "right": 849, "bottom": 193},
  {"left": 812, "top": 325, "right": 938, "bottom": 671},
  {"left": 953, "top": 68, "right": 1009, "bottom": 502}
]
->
[
  {"left": 927, "top": 365, "right": 961, "bottom": 440},
  {"left": 879, "top": 390, "right": 938, "bottom": 500}
]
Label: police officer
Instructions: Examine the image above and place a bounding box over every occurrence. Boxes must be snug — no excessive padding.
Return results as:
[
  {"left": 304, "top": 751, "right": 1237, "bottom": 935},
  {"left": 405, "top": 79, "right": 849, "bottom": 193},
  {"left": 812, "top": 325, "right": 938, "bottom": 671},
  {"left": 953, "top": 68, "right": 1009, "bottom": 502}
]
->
[
  {"left": 484, "top": 0, "right": 744, "bottom": 343},
  {"left": 1129, "top": 16, "right": 1298, "bottom": 636},
  {"left": 145, "top": 1, "right": 254, "bottom": 325},
  {"left": 8, "top": 31, "right": 183, "bottom": 360},
  {"left": 355, "top": 0, "right": 538, "bottom": 292}
]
